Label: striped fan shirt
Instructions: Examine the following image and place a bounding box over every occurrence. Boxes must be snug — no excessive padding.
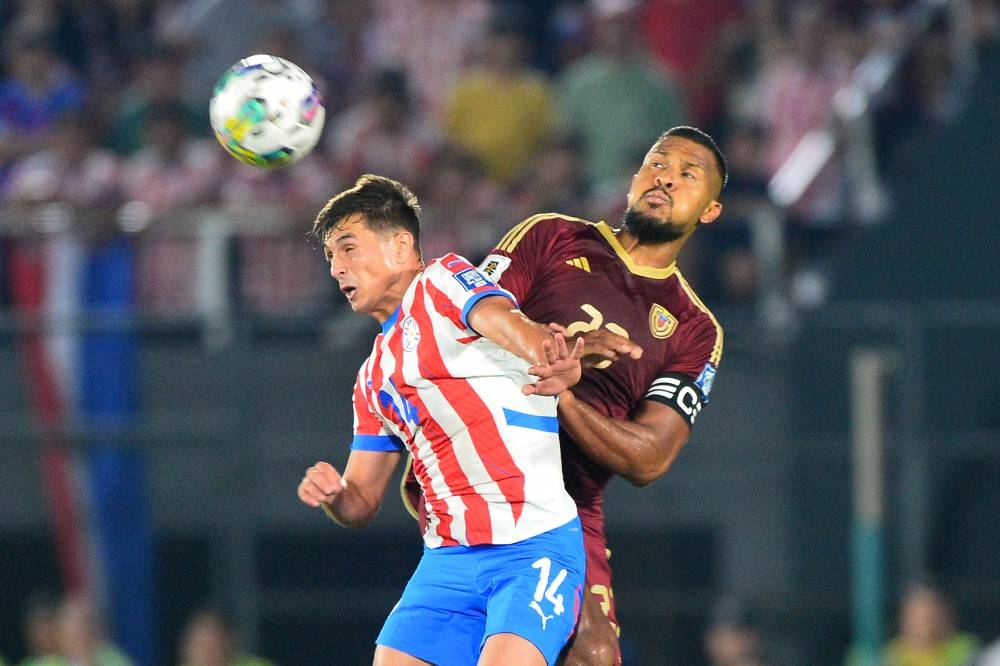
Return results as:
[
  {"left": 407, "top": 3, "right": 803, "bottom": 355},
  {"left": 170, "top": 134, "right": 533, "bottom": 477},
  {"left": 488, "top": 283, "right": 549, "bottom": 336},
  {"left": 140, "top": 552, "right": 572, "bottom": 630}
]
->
[{"left": 350, "top": 253, "right": 578, "bottom": 548}]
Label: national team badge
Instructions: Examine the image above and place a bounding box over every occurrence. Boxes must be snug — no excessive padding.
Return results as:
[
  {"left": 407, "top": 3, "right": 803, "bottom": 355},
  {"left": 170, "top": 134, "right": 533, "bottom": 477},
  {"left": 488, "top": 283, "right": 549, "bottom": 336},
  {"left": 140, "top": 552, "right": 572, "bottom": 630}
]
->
[
  {"left": 648, "top": 304, "right": 677, "bottom": 339},
  {"left": 478, "top": 254, "right": 512, "bottom": 281},
  {"left": 401, "top": 315, "right": 421, "bottom": 352}
]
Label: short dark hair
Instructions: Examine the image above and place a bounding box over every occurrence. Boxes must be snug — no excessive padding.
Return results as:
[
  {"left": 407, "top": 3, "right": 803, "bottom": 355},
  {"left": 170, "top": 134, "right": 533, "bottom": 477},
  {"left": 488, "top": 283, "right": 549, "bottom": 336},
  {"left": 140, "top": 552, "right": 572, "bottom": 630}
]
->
[
  {"left": 659, "top": 126, "right": 728, "bottom": 196},
  {"left": 311, "top": 174, "right": 422, "bottom": 252}
]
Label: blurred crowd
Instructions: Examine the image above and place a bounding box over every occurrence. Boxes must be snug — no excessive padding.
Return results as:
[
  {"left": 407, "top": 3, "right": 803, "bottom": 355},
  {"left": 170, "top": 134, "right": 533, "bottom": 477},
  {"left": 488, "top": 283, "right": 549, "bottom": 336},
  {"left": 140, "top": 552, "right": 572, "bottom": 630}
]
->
[
  {"left": 0, "top": 0, "right": 996, "bottom": 319},
  {"left": 7, "top": 581, "right": 1000, "bottom": 665},
  {"left": 1, "top": 592, "right": 273, "bottom": 666}
]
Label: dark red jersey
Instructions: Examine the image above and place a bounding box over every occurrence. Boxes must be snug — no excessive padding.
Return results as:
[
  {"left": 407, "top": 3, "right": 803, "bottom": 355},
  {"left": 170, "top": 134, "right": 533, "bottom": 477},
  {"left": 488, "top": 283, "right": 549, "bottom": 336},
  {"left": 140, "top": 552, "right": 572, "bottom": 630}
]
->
[{"left": 480, "top": 213, "right": 723, "bottom": 524}]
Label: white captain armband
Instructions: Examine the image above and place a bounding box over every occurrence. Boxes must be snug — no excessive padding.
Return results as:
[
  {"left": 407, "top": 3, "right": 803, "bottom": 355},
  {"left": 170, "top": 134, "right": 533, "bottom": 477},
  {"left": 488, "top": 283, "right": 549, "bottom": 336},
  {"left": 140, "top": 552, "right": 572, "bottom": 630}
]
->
[{"left": 644, "top": 373, "right": 706, "bottom": 426}]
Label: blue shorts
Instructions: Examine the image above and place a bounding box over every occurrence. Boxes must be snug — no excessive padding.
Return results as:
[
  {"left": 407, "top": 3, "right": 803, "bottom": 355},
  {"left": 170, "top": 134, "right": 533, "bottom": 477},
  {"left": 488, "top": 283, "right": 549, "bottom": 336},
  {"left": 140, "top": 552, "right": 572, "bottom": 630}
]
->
[{"left": 376, "top": 517, "right": 585, "bottom": 666}]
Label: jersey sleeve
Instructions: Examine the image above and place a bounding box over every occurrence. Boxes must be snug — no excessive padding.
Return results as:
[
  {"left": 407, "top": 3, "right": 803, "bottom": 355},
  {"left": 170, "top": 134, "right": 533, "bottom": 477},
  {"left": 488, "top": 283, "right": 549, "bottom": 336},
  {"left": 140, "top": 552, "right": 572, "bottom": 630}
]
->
[
  {"left": 477, "top": 214, "right": 559, "bottom": 302},
  {"left": 644, "top": 315, "right": 723, "bottom": 427},
  {"left": 424, "top": 253, "right": 515, "bottom": 330},
  {"left": 350, "top": 367, "right": 404, "bottom": 452}
]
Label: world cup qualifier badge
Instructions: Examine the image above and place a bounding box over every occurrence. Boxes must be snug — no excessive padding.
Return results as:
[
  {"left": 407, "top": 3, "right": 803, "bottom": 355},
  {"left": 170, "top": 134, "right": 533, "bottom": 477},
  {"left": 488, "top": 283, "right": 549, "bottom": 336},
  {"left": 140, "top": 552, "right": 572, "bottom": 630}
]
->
[
  {"left": 454, "top": 267, "right": 493, "bottom": 291},
  {"left": 695, "top": 363, "right": 717, "bottom": 399}
]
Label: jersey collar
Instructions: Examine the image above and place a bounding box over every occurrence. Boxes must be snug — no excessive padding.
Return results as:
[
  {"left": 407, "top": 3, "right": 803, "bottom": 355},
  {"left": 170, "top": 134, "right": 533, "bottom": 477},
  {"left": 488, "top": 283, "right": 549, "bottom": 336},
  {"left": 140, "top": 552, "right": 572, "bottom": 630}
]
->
[
  {"left": 381, "top": 306, "right": 401, "bottom": 334},
  {"left": 594, "top": 221, "right": 678, "bottom": 279}
]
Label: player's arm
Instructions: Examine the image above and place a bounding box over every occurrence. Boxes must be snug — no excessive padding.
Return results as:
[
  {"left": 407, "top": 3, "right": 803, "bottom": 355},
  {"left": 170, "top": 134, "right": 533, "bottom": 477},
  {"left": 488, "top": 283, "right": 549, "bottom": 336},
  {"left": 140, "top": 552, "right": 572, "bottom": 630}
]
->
[
  {"left": 467, "top": 294, "right": 584, "bottom": 396},
  {"left": 298, "top": 450, "right": 402, "bottom": 528},
  {"left": 556, "top": 389, "right": 691, "bottom": 487}
]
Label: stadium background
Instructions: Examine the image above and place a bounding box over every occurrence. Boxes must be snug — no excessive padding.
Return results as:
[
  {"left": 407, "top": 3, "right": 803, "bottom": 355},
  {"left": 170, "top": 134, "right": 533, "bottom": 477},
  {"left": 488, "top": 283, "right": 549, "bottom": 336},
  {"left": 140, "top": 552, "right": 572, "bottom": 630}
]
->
[{"left": 0, "top": 0, "right": 998, "bottom": 664}]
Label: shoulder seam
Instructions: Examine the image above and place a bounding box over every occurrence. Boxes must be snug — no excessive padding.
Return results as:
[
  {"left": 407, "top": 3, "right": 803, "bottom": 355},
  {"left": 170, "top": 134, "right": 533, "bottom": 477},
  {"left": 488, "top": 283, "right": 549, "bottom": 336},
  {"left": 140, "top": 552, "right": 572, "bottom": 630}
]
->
[
  {"left": 495, "top": 213, "right": 594, "bottom": 253},
  {"left": 676, "top": 271, "right": 724, "bottom": 365}
]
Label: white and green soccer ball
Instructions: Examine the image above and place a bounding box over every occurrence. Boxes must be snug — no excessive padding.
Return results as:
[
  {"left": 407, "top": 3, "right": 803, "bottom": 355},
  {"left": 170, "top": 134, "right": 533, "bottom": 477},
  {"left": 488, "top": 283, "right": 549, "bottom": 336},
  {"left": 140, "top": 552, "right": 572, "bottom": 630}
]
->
[{"left": 209, "top": 54, "right": 325, "bottom": 168}]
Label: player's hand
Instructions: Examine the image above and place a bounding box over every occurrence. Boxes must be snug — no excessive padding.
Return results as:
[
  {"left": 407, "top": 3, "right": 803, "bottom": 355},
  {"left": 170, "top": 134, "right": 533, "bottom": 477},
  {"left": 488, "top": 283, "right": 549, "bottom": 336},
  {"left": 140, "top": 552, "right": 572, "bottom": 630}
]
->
[
  {"left": 547, "top": 323, "right": 642, "bottom": 368},
  {"left": 298, "top": 461, "right": 348, "bottom": 508},
  {"left": 525, "top": 333, "right": 585, "bottom": 396}
]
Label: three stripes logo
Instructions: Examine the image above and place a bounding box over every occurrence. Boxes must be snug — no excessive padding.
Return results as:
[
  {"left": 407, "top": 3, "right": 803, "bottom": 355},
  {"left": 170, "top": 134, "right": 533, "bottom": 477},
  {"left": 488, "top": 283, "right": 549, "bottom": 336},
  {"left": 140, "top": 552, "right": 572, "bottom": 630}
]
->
[{"left": 565, "top": 257, "right": 591, "bottom": 272}]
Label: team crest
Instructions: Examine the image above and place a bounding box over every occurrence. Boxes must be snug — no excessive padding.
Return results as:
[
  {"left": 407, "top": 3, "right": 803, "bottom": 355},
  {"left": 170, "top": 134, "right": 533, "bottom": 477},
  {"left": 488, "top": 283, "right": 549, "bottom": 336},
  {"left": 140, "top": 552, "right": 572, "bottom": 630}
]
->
[
  {"left": 401, "top": 315, "right": 421, "bottom": 352},
  {"left": 648, "top": 304, "right": 677, "bottom": 339}
]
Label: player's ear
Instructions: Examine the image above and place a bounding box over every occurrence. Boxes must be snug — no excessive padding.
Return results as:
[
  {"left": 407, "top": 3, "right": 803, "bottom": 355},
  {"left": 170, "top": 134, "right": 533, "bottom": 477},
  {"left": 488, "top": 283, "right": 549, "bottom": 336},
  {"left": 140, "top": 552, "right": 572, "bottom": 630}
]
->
[
  {"left": 393, "top": 230, "right": 416, "bottom": 263},
  {"left": 699, "top": 200, "right": 722, "bottom": 226}
]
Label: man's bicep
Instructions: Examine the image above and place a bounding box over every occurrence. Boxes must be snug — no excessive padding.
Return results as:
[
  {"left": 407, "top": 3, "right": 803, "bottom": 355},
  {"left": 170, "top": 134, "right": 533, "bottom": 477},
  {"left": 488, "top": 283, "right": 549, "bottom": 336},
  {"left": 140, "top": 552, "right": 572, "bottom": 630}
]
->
[
  {"left": 343, "top": 449, "right": 403, "bottom": 499},
  {"left": 643, "top": 372, "right": 709, "bottom": 428}
]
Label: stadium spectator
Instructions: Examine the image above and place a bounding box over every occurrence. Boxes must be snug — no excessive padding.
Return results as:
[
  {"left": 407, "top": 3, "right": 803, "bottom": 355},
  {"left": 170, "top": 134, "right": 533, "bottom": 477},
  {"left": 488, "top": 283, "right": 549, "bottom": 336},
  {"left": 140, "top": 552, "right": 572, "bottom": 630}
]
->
[
  {"left": 150, "top": 0, "right": 315, "bottom": 109},
  {"left": 365, "top": 0, "right": 490, "bottom": 122},
  {"left": 107, "top": 44, "right": 203, "bottom": 157},
  {"left": 54, "top": 594, "right": 133, "bottom": 666},
  {"left": 878, "top": 582, "right": 979, "bottom": 666},
  {"left": 442, "top": 3, "right": 557, "bottom": 184},
  {"left": 555, "top": 0, "right": 685, "bottom": 199},
  {"left": 415, "top": 146, "right": 507, "bottom": 264},
  {"left": 704, "top": 595, "right": 789, "bottom": 666},
  {"left": 17, "top": 591, "right": 61, "bottom": 666},
  {"left": 177, "top": 607, "right": 274, "bottom": 666},
  {"left": 118, "top": 100, "right": 221, "bottom": 213},
  {"left": 1, "top": 110, "right": 120, "bottom": 209},
  {"left": 220, "top": 143, "right": 340, "bottom": 317},
  {"left": 120, "top": 101, "right": 222, "bottom": 315},
  {"left": 507, "top": 130, "right": 591, "bottom": 225},
  {"left": 0, "top": 28, "right": 87, "bottom": 169},
  {"left": 752, "top": 2, "right": 854, "bottom": 229},
  {"left": 639, "top": 0, "right": 745, "bottom": 130},
  {"left": 327, "top": 66, "right": 440, "bottom": 189}
]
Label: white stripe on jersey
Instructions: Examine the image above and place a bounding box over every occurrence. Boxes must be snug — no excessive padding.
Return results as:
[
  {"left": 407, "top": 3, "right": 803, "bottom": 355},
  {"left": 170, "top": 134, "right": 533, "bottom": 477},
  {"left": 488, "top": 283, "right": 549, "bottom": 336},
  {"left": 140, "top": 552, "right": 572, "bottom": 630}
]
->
[{"left": 355, "top": 256, "right": 577, "bottom": 548}]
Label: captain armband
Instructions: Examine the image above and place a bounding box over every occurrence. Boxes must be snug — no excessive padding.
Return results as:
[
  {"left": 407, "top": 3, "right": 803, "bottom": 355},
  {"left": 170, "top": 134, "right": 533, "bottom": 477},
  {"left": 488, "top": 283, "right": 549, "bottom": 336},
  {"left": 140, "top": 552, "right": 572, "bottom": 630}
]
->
[{"left": 643, "top": 373, "right": 706, "bottom": 426}]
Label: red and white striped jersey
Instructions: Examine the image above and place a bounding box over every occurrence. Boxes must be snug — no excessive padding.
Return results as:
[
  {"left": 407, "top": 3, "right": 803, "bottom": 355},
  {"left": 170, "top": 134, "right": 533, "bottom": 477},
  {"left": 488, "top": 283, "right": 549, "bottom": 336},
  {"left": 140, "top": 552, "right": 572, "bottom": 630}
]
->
[{"left": 350, "top": 253, "right": 578, "bottom": 548}]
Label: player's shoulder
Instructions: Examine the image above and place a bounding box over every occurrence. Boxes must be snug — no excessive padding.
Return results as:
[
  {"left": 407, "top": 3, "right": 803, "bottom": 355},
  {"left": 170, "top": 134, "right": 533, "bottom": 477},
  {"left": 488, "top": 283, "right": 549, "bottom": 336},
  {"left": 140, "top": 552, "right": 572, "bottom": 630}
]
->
[
  {"left": 494, "top": 212, "right": 598, "bottom": 253},
  {"left": 673, "top": 269, "right": 725, "bottom": 356}
]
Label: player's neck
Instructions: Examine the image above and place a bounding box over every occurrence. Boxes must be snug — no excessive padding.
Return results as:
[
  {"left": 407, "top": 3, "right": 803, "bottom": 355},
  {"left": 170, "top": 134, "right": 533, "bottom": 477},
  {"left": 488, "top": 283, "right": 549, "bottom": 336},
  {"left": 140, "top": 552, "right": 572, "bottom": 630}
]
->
[
  {"left": 615, "top": 230, "right": 684, "bottom": 269},
  {"left": 370, "top": 266, "right": 423, "bottom": 324}
]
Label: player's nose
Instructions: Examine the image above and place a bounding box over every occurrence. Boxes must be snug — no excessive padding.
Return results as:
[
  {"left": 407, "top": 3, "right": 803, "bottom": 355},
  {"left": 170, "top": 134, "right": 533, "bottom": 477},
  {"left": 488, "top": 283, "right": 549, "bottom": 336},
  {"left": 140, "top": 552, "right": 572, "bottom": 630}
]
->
[{"left": 654, "top": 172, "right": 675, "bottom": 191}]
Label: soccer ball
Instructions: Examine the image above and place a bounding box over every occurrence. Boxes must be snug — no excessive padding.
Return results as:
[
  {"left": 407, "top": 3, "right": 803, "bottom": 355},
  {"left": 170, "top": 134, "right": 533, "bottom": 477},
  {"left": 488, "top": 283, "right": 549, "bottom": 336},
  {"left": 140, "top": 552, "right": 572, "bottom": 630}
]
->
[{"left": 209, "top": 54, "right": 325, "bottom": 168}]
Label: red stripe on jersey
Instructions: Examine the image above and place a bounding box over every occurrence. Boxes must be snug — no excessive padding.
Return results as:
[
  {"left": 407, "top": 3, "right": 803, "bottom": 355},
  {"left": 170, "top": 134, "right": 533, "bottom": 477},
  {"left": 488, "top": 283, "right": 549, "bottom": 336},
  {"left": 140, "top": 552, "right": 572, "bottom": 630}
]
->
[
  {"left": 418, "top": 280, "right": 527, "bottom": 530},
  {"left": 404, "top": 280, "right": 492, "bottom": 543},
  {"left": 353, "top": 353, "right": 385, "bottom": 437},
  {"left": 385, "top": 307, "right": 466, "bottom": 545}
]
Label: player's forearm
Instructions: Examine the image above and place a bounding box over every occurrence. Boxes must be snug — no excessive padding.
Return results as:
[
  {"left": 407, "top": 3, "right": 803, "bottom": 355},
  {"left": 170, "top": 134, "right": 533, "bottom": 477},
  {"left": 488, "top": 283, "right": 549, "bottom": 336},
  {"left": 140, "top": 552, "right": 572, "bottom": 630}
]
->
[
  {"left": 320, "top": 484, "right": 381, "bottom": 529},
  {"left": 557, "top": 391, "right": 682, "bottom": 486},
  {"left": 470, "top": 300, "right": 552, "bottom": 366}
]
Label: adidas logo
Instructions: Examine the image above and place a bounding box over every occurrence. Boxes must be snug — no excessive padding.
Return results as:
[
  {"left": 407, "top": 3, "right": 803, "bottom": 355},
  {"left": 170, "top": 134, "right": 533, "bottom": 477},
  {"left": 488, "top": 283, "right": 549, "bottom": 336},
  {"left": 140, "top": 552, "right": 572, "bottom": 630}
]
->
[{"left": 565, "top": 257, "right": 590, "bottom": 272}]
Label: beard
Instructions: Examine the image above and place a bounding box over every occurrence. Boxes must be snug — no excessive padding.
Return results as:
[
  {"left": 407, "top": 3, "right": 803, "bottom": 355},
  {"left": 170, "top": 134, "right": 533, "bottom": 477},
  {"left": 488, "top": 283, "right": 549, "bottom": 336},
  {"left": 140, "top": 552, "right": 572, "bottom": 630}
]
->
[{"left": 621, "top": 208, "right": 687, "bottom": 244}]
